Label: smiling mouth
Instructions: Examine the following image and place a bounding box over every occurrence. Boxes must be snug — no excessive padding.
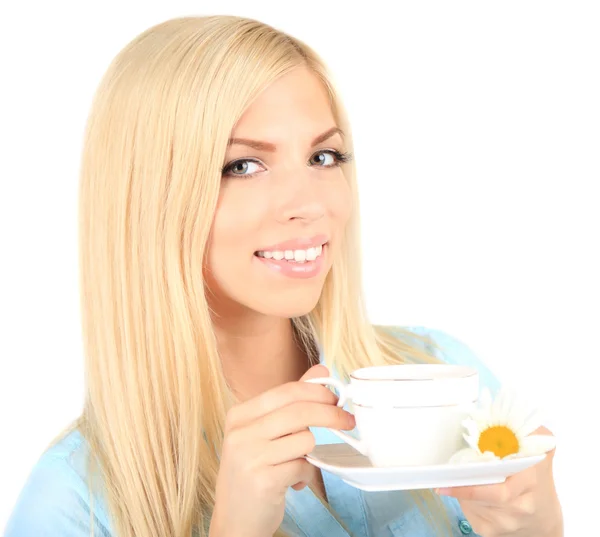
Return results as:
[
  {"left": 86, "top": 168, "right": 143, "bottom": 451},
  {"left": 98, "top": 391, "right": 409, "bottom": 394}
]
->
[{"left": 254, "top": 242, "right": 327, "bottom": 263}]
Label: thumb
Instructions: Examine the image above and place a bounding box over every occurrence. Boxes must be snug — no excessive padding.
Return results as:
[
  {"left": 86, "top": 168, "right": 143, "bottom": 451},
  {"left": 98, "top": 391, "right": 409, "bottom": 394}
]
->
[{"left": 300, "top": 364, "right": 330, "bottom": 382}]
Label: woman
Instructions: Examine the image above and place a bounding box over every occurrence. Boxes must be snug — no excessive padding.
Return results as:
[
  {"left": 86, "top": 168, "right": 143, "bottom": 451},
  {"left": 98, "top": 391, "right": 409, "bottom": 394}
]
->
[{"left": 4, "top": 15, "right": 563, "bottom": 537}]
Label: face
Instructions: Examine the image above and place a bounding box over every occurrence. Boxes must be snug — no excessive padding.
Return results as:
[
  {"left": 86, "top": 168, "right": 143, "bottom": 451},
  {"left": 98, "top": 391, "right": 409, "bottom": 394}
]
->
[{"left": 204, "top": 66, "right": 353, "bottom": 320}]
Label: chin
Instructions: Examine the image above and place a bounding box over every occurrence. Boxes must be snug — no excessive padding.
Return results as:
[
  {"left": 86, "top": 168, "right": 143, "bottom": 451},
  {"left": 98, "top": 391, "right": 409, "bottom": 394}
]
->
[
  {"left": 271, "top": 304, "right": 318, "bottom": 319},
  {"left": 258, "top": 290, "right": 323, "bottom": 319}
]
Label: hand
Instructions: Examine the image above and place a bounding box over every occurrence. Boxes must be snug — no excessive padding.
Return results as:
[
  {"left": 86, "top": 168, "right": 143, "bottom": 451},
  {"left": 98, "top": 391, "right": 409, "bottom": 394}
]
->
[
  {"left": 209, "top": 364, "right": 356, "bottom": 537},
  {"left": 436, "top": 427, "right": 563, "bottom": 537}
]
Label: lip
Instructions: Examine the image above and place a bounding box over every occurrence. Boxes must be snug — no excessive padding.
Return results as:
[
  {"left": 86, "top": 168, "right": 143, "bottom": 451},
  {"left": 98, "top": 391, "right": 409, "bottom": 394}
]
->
[
  {"left": 254, "top": 243, "right": 327, "bottom": 279},
  {"left": 255, "top": 233, "right": 329, "bottom": 253}
]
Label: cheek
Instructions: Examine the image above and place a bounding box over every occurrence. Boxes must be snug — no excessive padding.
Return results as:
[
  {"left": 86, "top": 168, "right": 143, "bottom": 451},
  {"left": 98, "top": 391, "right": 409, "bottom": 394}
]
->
[
  {"left": 207, "top": 187, "right": 266, "bottom": 272},
  {"left": 212, "top": 187, "right": 264, "bottom": 244},
  {"left": 329, "top": 178, "right": 353, "bottom": 224}
]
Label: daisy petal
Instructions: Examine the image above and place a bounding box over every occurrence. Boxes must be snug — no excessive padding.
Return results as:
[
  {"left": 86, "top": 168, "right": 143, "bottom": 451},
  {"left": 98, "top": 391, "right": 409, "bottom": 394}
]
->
[
  {"left": 470, "top": 409, "right": 488, "bottom": 425},
  {"left": 519, "top": 434, "right": 557, "bottom": 456},
  {"left": 461, "top": 417, "right": 475, "bottom": 428},
  {"left": 463, "top": 432, "right": 480, "bottom": 450},
  {"left": 449, "top": 448, "right": 483, "bottom": 464},
  {"left": 489, "top": 388, "right": 506, "bottom": 424},
  {"left": 480, "top": 451, "right": 500, "bottom": 461},
  {"left": 462, "top": 419, "right": 481, "bottom": 439},
  {"left": 498, "top": 387, "right": 515, "bottom": 423},
  {"left": 505, "top": 388, "right": 527, "bottom": 429},
  {"left": 504, "top": 452, "right": 527, "bottom": 460},
  {"left": 516, "top": 409, "right": 544, "bottom": 438}
]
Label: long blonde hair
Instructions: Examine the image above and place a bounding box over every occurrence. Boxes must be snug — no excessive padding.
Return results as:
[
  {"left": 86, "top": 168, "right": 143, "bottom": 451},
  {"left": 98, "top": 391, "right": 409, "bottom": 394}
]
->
[{"left": 50, "top": 15, "right": 453, "bottom": 537}]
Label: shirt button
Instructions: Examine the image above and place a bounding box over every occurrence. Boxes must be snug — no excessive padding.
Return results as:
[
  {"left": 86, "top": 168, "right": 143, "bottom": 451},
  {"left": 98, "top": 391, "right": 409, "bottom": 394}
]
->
[{"left": 458, "top": 519, "right": 473, "bottom": 535}]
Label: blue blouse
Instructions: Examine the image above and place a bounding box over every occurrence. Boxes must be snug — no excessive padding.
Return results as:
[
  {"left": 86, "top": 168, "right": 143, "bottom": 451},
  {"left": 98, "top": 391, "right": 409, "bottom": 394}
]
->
[{"left": 3, "top": 326, "right": 501, "bottom": 537}]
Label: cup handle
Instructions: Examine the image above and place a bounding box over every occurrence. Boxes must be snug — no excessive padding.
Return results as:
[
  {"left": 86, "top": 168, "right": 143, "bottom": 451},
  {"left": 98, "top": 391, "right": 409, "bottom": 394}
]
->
[{"left": 304, "top": 377, "right": 368, "bottom": 456}]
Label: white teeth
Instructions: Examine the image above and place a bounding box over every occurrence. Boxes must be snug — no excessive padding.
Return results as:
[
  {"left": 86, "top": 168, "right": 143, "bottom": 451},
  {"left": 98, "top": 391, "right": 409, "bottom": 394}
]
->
[
  {"left": 294, "top": 250, "right": 306, "bottom": 262},
  {"left": 256, "top": 243, "right": 326, "bottom": 262}
]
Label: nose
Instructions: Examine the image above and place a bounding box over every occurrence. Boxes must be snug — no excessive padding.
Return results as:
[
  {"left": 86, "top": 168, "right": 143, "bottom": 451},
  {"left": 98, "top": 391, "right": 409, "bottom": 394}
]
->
[{"left": 276, "top": 170, "right": 326, "bottom": 224}]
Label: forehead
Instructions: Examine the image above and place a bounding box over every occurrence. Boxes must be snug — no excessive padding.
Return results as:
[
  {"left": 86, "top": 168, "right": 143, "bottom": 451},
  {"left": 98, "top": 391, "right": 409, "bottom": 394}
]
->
[{"left": 231, "top": 67, "right": 336, "bottom": 141}]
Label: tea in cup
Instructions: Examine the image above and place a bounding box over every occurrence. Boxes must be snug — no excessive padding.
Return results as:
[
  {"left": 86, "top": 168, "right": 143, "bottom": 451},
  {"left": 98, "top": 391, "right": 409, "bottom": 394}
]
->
[{"left": 305, "top": 364, "right": 478, "bottom": 467}]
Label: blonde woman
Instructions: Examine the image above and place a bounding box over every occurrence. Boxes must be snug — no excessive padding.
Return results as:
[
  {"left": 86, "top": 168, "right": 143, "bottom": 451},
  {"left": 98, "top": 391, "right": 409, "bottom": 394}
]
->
[{"left": 4, "top": 15, "right": 563, "bottom": 537}]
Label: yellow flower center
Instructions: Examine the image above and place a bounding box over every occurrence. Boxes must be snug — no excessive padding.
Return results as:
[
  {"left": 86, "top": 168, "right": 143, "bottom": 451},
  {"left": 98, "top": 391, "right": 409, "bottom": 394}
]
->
[{"left": 478, "top": 426, "right": 520, "bottom": 458}]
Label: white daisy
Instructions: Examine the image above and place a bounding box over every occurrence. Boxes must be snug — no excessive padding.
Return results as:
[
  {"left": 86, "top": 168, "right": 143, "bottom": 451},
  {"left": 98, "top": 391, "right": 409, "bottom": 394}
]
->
[{"left": 449, "top": 387, "right": 557, "bottom": 464}]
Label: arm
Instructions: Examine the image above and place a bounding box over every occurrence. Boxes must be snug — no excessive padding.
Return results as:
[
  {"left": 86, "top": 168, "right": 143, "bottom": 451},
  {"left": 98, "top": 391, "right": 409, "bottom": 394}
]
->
[
  {"left": 4, "top": 449, "right": 113, "bottom": 537},
  {"left": 408, "top": 326, "right": 563, "bottom": 537}
]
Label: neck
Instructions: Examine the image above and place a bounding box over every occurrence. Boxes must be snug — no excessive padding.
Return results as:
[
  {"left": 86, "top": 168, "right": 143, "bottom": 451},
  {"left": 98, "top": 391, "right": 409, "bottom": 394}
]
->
[{"left": 213, "top": 314, "right": 310, "bottom": 402}]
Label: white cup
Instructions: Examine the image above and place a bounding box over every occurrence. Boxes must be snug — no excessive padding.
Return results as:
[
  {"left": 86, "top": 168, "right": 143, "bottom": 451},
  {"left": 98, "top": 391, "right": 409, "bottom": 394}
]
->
[{"left": 305, "top": 364, "right": 479, "bottom": 467}]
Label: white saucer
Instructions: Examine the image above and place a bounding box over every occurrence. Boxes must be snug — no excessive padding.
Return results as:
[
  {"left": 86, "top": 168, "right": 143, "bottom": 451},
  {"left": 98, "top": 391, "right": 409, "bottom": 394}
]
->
[{"left": 305, "top": 443, "right": 546, "bottom": 492}]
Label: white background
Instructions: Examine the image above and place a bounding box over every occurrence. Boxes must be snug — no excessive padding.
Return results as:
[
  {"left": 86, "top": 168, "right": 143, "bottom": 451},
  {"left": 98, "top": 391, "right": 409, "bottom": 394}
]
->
[{"left": 1, "top": 1, "right": 598, "bottom": 534}]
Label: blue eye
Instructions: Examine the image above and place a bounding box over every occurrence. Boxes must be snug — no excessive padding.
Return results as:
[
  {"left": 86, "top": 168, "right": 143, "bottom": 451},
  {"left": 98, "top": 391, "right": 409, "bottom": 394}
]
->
[
  {"left": 223, "top": 159, "right": 262, "bottom": 178},
  {"left": 222, "top": 149, "right": 354, "bottom": 179}
]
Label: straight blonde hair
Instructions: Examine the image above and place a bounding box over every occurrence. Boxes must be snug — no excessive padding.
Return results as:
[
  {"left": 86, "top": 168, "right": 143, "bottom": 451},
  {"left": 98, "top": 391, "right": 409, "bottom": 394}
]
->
[{"left": 49, "top": 15, "right": 453, "bottom": 537}]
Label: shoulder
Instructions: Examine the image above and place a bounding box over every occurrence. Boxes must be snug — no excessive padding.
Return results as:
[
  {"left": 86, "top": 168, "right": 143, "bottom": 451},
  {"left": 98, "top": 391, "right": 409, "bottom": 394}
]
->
[
  {"left": 4, "top": 428, "right": 114, "bottom": 537},
  {"left": 389, "top": 325, "right": 502, "bottom": 395}
]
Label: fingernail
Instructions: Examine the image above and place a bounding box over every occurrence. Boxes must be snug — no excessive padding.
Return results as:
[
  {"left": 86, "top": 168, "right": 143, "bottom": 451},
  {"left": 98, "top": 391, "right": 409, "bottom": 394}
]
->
[{"left": 436, "top": 488, "right": 451, "bottom": 495}]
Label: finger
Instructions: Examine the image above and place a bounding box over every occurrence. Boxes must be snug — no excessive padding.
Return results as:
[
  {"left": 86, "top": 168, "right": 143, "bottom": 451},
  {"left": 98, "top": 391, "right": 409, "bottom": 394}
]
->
[
  {"left": 300, "top": 364, "right": 331, "bottom": 381},
  {"left": 532, "top": 425, "right": 554, "bottom": 436},
  {"left": 262, "top": 429, "right": 317, "bottom": 465},
  {"left": 437, "top": 481, "right": 513, "bottom": 503},
  {"left": 504, "top": 463, "right": 539, "bottom": 499},
  {"left": 530, "top": 425, "right": 558, "bottom": 461},
  {"left": 256, "top": 400, "right": 355, "bottom": 440},
  {"left": 436, "top": 464, "right": 537, "bottom": 503},
  {"left": 271, "top": 458, "right": 314, "bottom": 491},
  {"left": 225, "top": 377, "right": 338, "bottom": 431}
]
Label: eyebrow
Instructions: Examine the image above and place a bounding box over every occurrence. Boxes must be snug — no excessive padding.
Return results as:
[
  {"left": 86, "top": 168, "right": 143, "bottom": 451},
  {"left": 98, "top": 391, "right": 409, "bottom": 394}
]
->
[{"left": 227, "top": 126, "right": 344, "bottom": 152}]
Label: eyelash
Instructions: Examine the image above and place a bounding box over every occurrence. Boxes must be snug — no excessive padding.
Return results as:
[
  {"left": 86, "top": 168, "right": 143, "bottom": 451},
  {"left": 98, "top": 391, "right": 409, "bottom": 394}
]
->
[{"left": 221, "top": 149, "right": 354, "bottom": 179}]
